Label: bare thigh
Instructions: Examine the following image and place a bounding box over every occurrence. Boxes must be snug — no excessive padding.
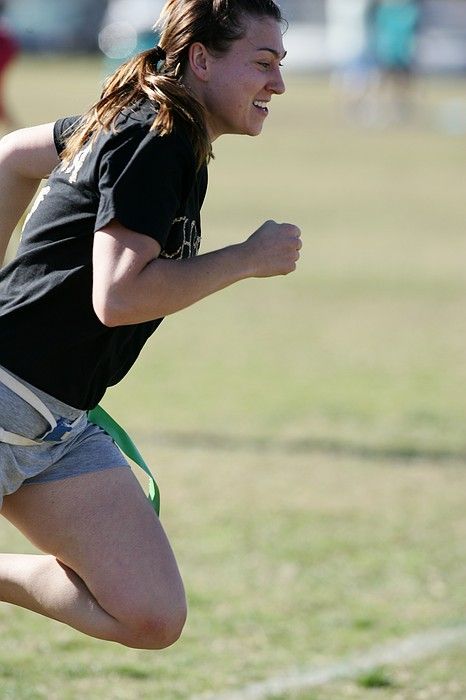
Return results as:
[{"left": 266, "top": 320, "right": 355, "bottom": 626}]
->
[{"left": 1, "top": 468, "right": 186, "bottom": 626}]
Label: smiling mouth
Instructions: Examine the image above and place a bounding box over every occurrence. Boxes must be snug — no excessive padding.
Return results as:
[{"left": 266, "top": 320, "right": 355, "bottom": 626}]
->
[{"left": 253, "top": 100, "right": 269, "bottom": 114}]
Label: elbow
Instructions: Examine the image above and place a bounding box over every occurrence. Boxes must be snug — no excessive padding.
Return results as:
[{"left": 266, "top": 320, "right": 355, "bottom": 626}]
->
[
  {"left": 95, "top": 310, "right": 122, "bottom": 329},
  {"left": 0, "top": 132, "right": 18, "bottom": 169},
  {"left": 93, "top": 302, "right": 122, "bottom": 328},
  {"left": 93, "top": 288, "right": 127, "bottom": 328},
  {"left": 0, "top": 131, "right": 42, "bottom": 180},
  {"left": 92, "top": 278, "right": 168, "bottom": 327},
  {"left": 0, "top": 130, "right": 30, "bottom": 166},
  {"left": 0, "top": 131, "right": 15, "bottom": 153}
]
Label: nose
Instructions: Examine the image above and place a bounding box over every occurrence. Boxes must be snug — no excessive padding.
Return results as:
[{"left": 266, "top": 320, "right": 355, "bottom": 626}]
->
[{"left": 269, "top": 66, "right": 286, "bottom": 95}]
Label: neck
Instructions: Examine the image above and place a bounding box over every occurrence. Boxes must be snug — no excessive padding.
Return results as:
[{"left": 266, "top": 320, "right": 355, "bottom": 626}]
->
[{"left": 181, "top": 72, "right": 218, "bottom": 143}]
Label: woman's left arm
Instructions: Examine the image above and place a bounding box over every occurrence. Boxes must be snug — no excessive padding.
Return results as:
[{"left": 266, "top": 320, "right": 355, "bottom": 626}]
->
[{"left": 0, "top": 123, "right": 60, "bottom": 263}]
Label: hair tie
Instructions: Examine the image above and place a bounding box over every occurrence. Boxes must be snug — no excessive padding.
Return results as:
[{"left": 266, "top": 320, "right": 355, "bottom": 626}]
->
[{"left": 153, "top": 45, "right": 166, "bottom": 62}]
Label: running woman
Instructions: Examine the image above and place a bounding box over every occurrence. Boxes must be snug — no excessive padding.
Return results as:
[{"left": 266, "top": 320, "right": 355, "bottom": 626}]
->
[{"left": 0, "top": 0, "right": 301, "bottom": 649}]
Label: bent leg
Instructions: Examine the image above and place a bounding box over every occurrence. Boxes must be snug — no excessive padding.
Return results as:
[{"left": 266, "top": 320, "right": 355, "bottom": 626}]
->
[{"left": 0, "top": 468, "right": 186, "bottom": 648}]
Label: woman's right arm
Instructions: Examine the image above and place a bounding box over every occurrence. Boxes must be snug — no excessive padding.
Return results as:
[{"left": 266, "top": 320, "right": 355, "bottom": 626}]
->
[
  {"left": 0, "top": 123, "right": 60, "bottom": 264},
  {"left": 92, "top": 219, "right": 302, "bottom": 326}
]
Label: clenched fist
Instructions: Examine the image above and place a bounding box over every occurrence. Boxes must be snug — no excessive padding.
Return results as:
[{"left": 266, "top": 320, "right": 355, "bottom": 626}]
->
[{"left": 242, "top": 220, "right": 302, "bottom": 278}]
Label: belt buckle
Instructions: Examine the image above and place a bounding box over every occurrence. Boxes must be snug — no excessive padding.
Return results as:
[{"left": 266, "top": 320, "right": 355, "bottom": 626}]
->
[{"left": 42, "top": 417, "right": 74, "bottom": 443}]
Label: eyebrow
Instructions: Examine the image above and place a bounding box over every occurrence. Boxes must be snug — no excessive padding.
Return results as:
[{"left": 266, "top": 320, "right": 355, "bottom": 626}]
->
[
  {"left": 247, "top": 39, "right": 287, "bottom": 60},
  {"left": 256, "top": 47, "right": 287, "bottom": 60}
]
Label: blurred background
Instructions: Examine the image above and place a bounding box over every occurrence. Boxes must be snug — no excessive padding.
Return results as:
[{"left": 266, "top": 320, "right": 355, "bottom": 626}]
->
[
  {"left": 2, "top": 0, "right": 466, "bottom": 70},
  {"left": 2, "top": 0, "right": 466, "bottom": 68}
]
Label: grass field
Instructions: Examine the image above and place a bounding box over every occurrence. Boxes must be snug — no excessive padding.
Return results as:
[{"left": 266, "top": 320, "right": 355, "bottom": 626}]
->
[{"left": 1, "top": 55, "right": 466, "bottom": 699}]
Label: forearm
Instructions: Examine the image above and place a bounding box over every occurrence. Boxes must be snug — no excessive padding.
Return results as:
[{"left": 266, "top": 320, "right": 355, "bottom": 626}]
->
[{"left": 99, "top": 243, "right": 251, "bottom": 326}]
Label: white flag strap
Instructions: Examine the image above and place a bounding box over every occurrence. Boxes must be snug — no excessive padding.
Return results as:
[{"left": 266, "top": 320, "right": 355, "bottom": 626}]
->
[
  {"left": 0, "top": 367, "right": 84, "bottom": 445},
  {"left": 0, "top": 366, "right": 57, "bottom": 431},
  {"left": 0, "top": 426, "right": 39, "bottom": 447}
]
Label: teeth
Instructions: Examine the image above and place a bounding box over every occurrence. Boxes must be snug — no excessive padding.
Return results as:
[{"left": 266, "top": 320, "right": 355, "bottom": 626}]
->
[{"left": 254, "top": 101, "right": 268, "bottom": 109}]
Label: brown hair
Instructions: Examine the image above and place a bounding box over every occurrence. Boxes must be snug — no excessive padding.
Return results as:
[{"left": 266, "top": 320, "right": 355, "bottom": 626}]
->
[{"left": 61, "top": 0, "right": 285, "bottom": 169}]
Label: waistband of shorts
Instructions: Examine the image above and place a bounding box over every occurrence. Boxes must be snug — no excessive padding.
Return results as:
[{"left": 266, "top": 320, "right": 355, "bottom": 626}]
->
[
  {"left": 0, "top": 364, "right": 84, "bottom": 422},
  {"left": 0, "top": 364, "right": 88, "bottom": 445}
]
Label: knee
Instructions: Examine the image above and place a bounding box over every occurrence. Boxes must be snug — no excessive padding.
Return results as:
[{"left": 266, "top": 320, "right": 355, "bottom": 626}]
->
[
  {"left": 118, "top": 599, "right": 188, "bottom": 650},
  {"left": 133, "top": 604, "right": 187, "bottom": 650}
]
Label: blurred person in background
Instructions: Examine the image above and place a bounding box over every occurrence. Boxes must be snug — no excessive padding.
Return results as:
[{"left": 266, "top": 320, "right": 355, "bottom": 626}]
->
[
  {"left": 326, "top": 0, "right": 377, "bottom": 125},
  {"left": 99, "top": 0, "right": 165, "bottom": 77},
  {"left": 0, "top": 0, "right": 300, "bottom": 649},
  {"left": 0, "top": 0, "right": 19, "bottom": 132},
  {"left": 367, "top": 0, "right": 421, "bottom": 124}
]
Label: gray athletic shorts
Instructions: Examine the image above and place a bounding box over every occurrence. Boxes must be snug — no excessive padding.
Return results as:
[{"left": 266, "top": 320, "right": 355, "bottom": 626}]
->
[{"left": 0, "top": 368, "right": 129, "bottom": 507}]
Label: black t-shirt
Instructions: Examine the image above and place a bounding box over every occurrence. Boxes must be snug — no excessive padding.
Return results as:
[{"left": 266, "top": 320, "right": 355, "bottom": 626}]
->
[{"left": 0, "top": 101, "right": 208, "bottom": 409}]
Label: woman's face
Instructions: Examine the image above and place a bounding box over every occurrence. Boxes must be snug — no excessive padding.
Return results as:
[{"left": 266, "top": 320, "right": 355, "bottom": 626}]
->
[{"left": 192, "top": 16, "right": 286, "bottom": 142}]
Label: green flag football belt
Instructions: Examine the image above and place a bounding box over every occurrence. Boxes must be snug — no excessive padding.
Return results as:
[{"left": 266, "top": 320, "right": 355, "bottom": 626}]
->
[
  {"left": 87, "top": 405, "right": 160, "bottom": 515},
  {"left": 0, "top": 367, "right": 160, "bottom": 516}
]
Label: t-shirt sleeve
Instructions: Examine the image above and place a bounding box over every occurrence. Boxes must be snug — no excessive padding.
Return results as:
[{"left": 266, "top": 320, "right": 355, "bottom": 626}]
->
[
  {"left": 95, "top": 128, "right": 195, "bottom": 248},
  {"left": 53, "top": 116, "right": 82, "bottom": 155}
]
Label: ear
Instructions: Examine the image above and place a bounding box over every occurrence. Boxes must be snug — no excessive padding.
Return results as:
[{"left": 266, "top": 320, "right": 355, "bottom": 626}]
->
[{"left": 187, "top": 42, "right": 211, "bottom": 82}]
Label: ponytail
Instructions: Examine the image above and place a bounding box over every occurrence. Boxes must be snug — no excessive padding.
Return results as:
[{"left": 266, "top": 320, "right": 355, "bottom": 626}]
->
[{"left": 61, "top": 46, "right": 211, "bottom": 170}]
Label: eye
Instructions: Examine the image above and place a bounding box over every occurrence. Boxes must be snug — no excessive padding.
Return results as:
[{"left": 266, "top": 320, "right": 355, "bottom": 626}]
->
[{"left": 257, "top": 61, "right": 284, "bottom": 71}]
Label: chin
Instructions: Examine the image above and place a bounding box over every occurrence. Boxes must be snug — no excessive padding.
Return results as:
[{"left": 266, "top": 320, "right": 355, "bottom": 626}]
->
[
  {"left": 245, "top": 124, "right": 264, "bottom": 137},
  {"left": 226, "top": 123, "right": 264, "bottom": 137}
]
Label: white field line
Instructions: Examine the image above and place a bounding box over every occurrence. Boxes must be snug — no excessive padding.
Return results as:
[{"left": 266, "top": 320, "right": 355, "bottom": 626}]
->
[{"left": 194, "top": 626, "right": 466, "bottom": 700}]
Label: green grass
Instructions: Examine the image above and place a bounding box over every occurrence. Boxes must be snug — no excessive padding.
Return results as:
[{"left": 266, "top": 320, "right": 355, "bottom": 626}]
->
[
  {"left": 1, "top": 56, "right": 466, "bottom": 698},
  {"left": 357, "top": 668, "right": 395, "bottom": 689}
]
